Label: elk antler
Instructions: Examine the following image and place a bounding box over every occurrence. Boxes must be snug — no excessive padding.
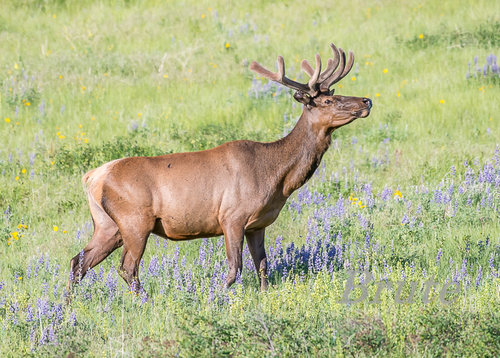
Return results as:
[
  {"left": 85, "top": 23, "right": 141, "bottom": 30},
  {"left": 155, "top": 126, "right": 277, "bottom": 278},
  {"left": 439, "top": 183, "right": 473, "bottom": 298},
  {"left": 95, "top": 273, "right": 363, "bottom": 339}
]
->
[{"left": 250, "top": 42, "right": 355, "bottom": 97}]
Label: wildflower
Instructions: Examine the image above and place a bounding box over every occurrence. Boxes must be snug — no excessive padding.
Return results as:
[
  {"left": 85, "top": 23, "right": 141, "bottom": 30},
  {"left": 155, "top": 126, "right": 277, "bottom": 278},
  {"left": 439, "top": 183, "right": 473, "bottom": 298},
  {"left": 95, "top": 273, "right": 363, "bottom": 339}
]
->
[
  {"left": 21, "top": 168, "right": 26, "bottom": 174},
  {"left": 4, "top": 118, "right": 10, "bottom": 123},
  {"left": 351, "top": 76, "right": 356, "bottom": 81},
  {"left": 201, "top": 13, "right": 206, "bottom": 19},
  {"left": 81, "top": 86, "right": 86, "bottom": 91},
  {"left": 383, "top": 68, "right": 388, "bottom": 73},
  {"left": 475, "top": 266, "right": 482, "bottom": 288},
  {"left": 225, "top": 42, "right": 230, "bottom": 48},
  {"left": 163, "top": 74, "right": 168, "bottom": 78},
  {"left": 375, "top": 93, "right": 380, "bottom": 97},
  {"left": 393, "top": 190, "right": 402, "bottom": 198},
  {"left": 59, "top": 75, "right": 63, "bottom": 79},
  {"left": 24, "top": 102, "right": 31, "bottom": 106},
  {"left": 53, "top": 226, "right": 59, "bottom": 232},
  {"left": 436, "top": 248, "right": 443, "bottom": 265},
  {"left": 15, "top": 176, "right": 19, "bottom": 181},
  {"left": 419, "top": 33, "right": 424, "bottom": 39},
  {"left": 440, "top": 99, "right": 445, "bottom": 104}
]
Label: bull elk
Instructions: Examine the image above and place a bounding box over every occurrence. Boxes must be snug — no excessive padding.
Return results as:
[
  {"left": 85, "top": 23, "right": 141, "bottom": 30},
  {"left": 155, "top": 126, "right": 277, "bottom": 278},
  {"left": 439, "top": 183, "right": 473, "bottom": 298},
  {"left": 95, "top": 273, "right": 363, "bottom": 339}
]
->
[{"left": 68, "top": 42, "right": 372, "bottom": 293}]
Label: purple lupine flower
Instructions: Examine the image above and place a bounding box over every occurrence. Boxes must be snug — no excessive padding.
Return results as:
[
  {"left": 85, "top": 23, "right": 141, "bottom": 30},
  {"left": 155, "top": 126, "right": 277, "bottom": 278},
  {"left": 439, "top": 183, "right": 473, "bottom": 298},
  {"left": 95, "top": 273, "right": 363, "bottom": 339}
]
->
[
  {"left": 37, "top": 298, "right": 49, "bottom": 317},
  {"left": 54, "top": 304, "right": 64, "bottom": 323},
  {"left": 436, "top": 248, "right": 443, "bottom": 265},
  {"left": 475, "top": 266, "right": 482, "bottom": 288},
  {"left": 4, "top": 206, "right": 11, "bottom": 221},
  {"left": 70, "top": 311, "right": 77, "bottom": 327},
  {"left": 401, "top": 213, "right": 410, "bottom": 225},
  {"left": 40, "top": 328, "right": 48, "bottom": 345},
  {"left": 364, "top": 232, "right": 371, "bottom": 248},
  {"left": 148, "top": 256, "right": 161, "bottom": 277},
  {"left": 53, "top": 284, "right": 59, "bottom": 300},
  {"left": 461, "top": 258, "right": 467, "bottom": 279},
  {"left": 489, "top": 254, "right": 497, "bottom": 277},
  {"left": 48, "top": 324, "right": 57, "bottom": 345},
  {"left": 380, "top": 187, "right": 392, "bottom": 201},
  {"left": 105, "top": 269, "right": 117, "bottom": 298}
]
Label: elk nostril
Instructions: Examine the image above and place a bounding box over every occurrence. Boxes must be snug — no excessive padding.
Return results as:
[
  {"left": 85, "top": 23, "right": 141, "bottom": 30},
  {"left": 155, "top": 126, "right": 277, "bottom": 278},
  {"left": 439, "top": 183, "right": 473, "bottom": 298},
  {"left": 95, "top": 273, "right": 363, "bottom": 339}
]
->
[{"left": 363, "top": 98, "right": 372, "bottom": 109}]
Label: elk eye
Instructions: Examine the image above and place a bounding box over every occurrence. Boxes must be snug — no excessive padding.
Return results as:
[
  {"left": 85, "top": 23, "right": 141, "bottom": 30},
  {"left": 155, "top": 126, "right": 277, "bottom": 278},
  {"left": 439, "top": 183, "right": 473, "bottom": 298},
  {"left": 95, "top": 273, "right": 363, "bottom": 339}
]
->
[{"left": 324, "top": 99, "right": 332, "bottom": 104}]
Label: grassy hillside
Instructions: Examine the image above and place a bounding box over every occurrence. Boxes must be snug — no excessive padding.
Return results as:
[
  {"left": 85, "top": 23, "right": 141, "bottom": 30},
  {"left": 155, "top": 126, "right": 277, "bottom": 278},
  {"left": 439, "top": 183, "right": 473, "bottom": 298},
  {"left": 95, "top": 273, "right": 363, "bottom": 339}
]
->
[{"left": 0, "top": 0, "right": 499, "bottom": 356}]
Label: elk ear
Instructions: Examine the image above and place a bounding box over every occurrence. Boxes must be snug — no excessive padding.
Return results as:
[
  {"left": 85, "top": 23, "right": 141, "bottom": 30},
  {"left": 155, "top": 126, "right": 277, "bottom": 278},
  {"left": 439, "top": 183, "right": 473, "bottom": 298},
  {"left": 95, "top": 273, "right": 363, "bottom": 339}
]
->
[{"left": 293, "top": 91, "right": 313, "bottom": 106}]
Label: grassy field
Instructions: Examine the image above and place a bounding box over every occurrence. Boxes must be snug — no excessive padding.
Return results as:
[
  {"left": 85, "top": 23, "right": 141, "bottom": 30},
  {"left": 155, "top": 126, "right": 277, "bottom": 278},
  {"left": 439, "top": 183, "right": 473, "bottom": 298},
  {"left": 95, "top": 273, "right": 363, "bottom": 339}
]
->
[{"left": 0, "top": 0, "right": 499, "bottom": 356}]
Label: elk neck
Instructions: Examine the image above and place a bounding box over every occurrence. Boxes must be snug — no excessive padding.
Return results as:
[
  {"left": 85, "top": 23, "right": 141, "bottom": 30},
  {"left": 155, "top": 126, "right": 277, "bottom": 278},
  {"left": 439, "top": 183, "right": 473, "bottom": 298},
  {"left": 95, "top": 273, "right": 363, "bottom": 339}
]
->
[{"left": 267, "top": 108, "right": 332, "bottom": 197}]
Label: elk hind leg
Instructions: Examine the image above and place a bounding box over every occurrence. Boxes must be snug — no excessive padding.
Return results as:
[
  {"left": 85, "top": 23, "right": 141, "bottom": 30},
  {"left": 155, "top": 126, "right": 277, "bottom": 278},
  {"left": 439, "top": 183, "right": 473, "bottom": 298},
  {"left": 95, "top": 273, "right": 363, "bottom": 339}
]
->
[
  {"left": 68, "top": 197, "right": 122, "bottom": 290},
  {"left": 115, "top": 221, "right": 152, "bottom": 293}
]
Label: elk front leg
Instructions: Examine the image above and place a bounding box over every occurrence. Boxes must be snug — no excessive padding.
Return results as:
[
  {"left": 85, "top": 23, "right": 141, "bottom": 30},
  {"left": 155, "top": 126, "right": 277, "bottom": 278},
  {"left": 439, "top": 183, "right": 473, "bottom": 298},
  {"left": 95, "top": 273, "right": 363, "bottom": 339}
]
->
[
  {"left": 245, "top": 229, "right": 268, "bottom": 291},
  {"left": 221, "top": 224, "right": 245, "bottom": 288}
]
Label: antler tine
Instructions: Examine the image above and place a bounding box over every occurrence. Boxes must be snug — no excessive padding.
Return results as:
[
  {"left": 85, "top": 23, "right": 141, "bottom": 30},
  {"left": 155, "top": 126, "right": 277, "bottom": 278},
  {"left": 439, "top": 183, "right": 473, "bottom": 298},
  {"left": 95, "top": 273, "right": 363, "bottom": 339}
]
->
[
  {"left": 302, "top": 43, "right": 340, "bottom": 82},
  {"left": 249, "top": 60, "right": 282, "bottom": 82},
  {"left": 320, "top": 47, "right": 346, "bottom": 92},
  {"left": 329, "top": 50, "right": 354, "bottom": 86},
  {"left": 307, "top": 54, "right": 321, "bottom": 92},
  {"left": 318, "top": 43, "right": 341, "bottom": 82},
  {"left": 250, "top": 56, "right": 313, "bottom": 95},
  {"left": 301, "top": 59, "right": 314, "bottom": 77}
]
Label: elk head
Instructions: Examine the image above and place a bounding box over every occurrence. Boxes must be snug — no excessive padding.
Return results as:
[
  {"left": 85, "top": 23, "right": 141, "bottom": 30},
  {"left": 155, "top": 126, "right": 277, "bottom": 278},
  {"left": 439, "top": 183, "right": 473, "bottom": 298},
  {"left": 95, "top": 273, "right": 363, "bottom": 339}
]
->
[{"left": 250, "top": 43, "right": 372, "bottom": 131}]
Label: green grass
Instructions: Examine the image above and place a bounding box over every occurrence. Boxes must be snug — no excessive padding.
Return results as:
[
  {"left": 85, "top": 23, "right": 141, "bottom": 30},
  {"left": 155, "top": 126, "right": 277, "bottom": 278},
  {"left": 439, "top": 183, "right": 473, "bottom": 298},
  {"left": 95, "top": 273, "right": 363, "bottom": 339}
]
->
[{"left": 0, "top": 0, "right": 499, "bottom": 356}]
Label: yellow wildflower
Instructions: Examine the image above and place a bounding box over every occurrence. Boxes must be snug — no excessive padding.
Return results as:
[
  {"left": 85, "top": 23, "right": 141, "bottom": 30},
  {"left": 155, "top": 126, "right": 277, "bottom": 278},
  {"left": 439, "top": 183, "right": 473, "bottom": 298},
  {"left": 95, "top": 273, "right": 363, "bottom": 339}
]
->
[
  {"left": 419, "top": 34, "right": 424, "bottom": 39},
  {"left": 225, "top": 42, "right": 230, "bottom": 49},
  {"left": 53, "top": 226, "right": 59, "bottom": 232},
  {"left": 383, "top": 68, "right": 388, "bottom": 73},
  {"left": 393, "top": 190, "right": 402, "bottom": 198},
  {"left": 5, "top": 118, "right": 11, "bottom": 123}
]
